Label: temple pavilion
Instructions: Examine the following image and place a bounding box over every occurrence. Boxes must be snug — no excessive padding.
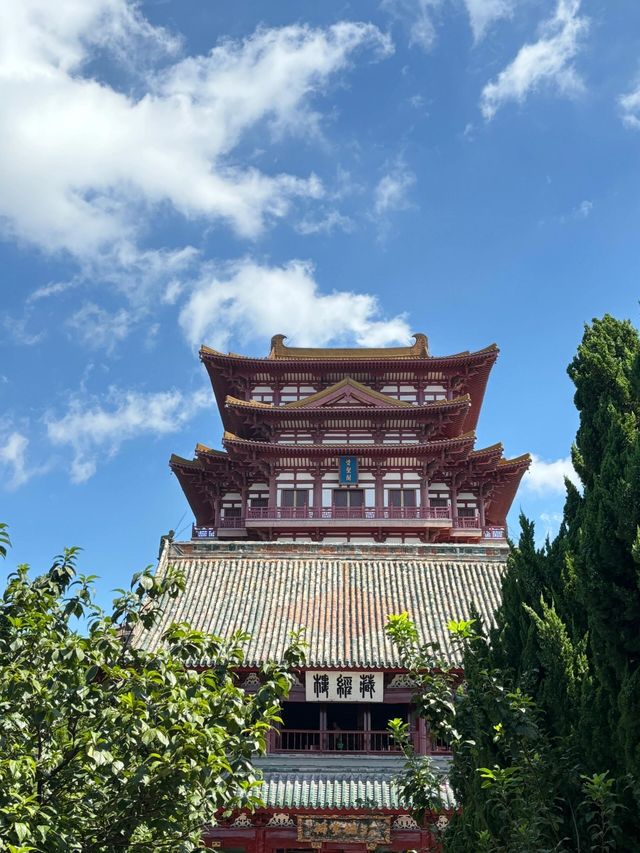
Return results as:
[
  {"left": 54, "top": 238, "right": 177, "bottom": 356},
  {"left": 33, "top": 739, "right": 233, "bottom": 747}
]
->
[{"left": 140, "top": 333, "right": 530, "bottom": 852}]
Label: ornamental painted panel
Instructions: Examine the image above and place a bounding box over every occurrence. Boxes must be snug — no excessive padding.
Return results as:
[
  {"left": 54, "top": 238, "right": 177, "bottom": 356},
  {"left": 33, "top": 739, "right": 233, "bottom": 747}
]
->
[
  {"left": 305, "top": 671, "right": 384, "bottom": 702},
  {"left": 297, "top": 815, "right": 391, "bottom": 848}
]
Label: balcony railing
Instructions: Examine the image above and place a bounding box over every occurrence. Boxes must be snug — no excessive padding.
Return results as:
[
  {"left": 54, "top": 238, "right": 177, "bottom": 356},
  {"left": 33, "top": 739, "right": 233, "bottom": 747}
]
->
[
  {"left": 272, "top": 728, "right": 451, "bottom": 755},
  {"left": 429, "top": 732, "right": 453, "bottom": 754},
  {"left": 192, "top": 519, "right": 505, "bottom": 540},
  {"left": 218, "top": 517, "right": 245, "bottom": 528},
  {"left": 482, "top": 526, "right": 506, "bottom": 539},
  {"left": 246, "top": 505, "right": 452, "bottom": 521},
  {"left": 273, "top": 728, "right": 407, "bottom": 753},
  {"left": 452, "top": 515, "right": 481, "bottom": 529}
]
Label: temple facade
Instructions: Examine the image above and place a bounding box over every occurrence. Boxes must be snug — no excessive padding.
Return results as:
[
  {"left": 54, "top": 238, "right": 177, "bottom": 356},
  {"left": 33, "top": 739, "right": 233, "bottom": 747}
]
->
[
  {"left": 147, "top": 333, "right": 530, "bottom": 852},
  {"left": 171, "top": 334, "right": 528, "bottom": 545}
]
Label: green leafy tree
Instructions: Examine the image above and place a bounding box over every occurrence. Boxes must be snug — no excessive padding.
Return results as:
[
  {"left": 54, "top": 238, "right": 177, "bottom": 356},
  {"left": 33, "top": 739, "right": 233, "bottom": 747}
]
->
[
  {"left": 0, "top": 535, "right": 305, "bottom": 853},
  {"left": 386, "top": 314, "right": 640, "bottom": 851}
]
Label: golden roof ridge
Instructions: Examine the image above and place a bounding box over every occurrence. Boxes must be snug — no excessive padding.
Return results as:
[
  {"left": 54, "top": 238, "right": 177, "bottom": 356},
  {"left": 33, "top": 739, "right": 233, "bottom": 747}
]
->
[
  {"left": 169, "top": 453, "right": 201, "bottom": 467},
  {"left": 498, "top": 452, "right": 532, "bottom": 468},
  {"left": 469, "top": 442, "right": 503, "bottom": 457},
  {"left": 224, "top": 391, "right": 472, "bottom": 413},
  {"left": 223, "top": 429, "right": 476, "bottom": 449},
  {"left": 268, "top": 333, "right": 429, "bottom": 360},
  {"left": 200, "top": 340, "right": 499, "bottom": 364},
  {"left": 195, "top": 443, "right": 227, "bottom": 457}
]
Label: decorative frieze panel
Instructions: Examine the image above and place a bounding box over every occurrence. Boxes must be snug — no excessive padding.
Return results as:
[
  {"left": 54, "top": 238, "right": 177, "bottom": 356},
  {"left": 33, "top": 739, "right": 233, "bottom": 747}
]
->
[
  {"left": 392, "top": 814, "right": 419, "bottom": 830},
  {"left": 297, "top": 815, "right": 391, "bottom": 849},
  {"left": 266, "top": 812, "right": 295, "bottom": 827},
  {"left": 388, "top": 673, "right": 416, "bottom": 688}
]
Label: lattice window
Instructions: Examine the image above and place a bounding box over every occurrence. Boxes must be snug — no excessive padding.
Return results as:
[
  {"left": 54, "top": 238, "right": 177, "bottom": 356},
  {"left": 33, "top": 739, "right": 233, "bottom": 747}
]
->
[
  {"left": 333, "top": 489, "right": 364, "bottom": 508},
  {"left": 281, "top": 489, "right": 309, "bottom": 508},
  {"left": 388, "top": 489, "right": 417, "bottom": 508}
]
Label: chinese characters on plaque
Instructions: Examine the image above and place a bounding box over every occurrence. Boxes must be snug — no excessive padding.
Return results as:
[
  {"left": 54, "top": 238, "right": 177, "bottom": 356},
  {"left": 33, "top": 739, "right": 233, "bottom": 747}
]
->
[
  {"left": 305, "top": 671, "right": 384, "bottom": 702},
  {"left": 338, "top": 455, "right": 358, "bottom": 485}
]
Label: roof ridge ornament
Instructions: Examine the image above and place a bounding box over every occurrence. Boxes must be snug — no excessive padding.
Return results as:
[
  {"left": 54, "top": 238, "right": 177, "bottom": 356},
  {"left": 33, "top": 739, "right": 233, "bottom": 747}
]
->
[{"left": 268, "top": 332, "right": 429, "bottom": 360}]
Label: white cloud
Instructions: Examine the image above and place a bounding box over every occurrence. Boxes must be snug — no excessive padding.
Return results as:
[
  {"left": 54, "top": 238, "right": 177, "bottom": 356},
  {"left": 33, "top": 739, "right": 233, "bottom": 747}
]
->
[
  {"left": 66, "top": 303, "right": 132, "bottom": 352},
  {"left": 295, "top": 210, "right": 354, "bottom": 235},
  {"left": 575, "top": 199, "right": 593, "bottom": 218},
  {"left": 46, "top": 387, "right": 212, "bottom": 483},
  {"left": 464, "top": 0, "right": 513, "bottom": 41},
  {"left": 1, "top": 310, "right": 44, "bottom": 346},
  {"left": 381, "top": 0, "right": 441, "bottom": 51},
  {"left": 178, "top": 259, "right": 411, "bottom": 351},
  {"left": 619, "top": 82, "right": 640, "bottom": 129},
  {"left": 0, "top": 432, "right": 31, "bottom": 489},
  {"left": 522, "top": 453, "right": 580, "bottom": 496},
  {"left": 374, "top": 163, "right": 416, "bottom": 216},
  {"left": 0, "top": 2, "right": 392, "bottom": 258},
  {"left": 480, "top": 0, "right": 588, "bottom": 120},
  {"left": 383, "top": 0, "right": 510, "bottom": 48},
  {"left": 539, "top": 511, "right": 564, "bottom": 539}
]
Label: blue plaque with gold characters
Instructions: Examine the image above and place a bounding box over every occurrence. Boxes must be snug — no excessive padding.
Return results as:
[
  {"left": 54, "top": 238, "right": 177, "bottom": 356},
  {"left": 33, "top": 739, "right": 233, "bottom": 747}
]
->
[{"left": 339, "top": 456, "right": 358, "bottom": 485}]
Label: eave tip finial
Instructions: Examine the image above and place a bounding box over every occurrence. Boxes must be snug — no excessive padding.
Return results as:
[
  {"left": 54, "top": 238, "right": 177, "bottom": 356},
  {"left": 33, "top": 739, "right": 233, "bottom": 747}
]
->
[
  {"left": 269, "top": 334, "right": 287, "bottom": 357},
  {"left": 412, "top": 333, "right": 429, "bottom": 356}
]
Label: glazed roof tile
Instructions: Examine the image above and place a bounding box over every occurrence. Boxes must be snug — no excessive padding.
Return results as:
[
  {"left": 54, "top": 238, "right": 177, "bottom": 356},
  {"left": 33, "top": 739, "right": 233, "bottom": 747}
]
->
[
  {"left": 224, "top": 392, "right": 472, "bottom": 415},
  {"left": 268, "top": 333, "right": 430, "bottom": 360},
  {"left": 255, "top": 770, "right": 455, "bottom": 810},
  {"left": 220, "top": 430, "right": 476, "bottom": 457},
  {"left": 135, "top": 543, "right": 506, "bottom": 667},
  {"left": 199, "top": 342, "right": 498, "bottom": 367},
  {"left": 283, "top": 378, "right": 411, "bottom": 408}
]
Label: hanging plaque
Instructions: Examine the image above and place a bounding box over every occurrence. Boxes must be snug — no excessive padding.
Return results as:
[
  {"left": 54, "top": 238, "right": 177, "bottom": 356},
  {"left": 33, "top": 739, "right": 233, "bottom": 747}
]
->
[
  {"left": 305, "top": 671, "right": 384, "bottom": 702},
  {"left": 339, "top": 455, "right": 358, "bottom": 485},
  {"left": 297, "top": 815, "right": 391, "bottom": 848}
]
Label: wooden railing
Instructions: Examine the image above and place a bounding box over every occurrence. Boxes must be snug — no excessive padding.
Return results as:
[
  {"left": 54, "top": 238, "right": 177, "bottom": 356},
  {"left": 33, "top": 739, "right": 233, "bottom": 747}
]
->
[
  {"left": 482, "top": 526, "right": 506, "bottom": 539},
  {"left": 192, "top": 520, "right": 505, "bottom": 540},
  {"left": 428, "top": 732, "right": 453, "bottom": 754},
  {"left": 272, "top": 728, "right": 451, "bottom": 755},
  {"left": 218, "top": 517, "right": 245, "bottom": 528},
  {"left": 452, "top": 515, "right": 481, "bottom": 529},
  {"left": 245, "top": 505, "right": 452, "bottom": 521},
  {"left": 272, "top": 729, "right": 407, "bottom": 753}
]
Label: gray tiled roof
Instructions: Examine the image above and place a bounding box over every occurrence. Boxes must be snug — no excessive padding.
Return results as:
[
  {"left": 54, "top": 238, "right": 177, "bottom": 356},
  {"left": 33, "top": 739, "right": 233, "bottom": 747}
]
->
[{"left": 136, "top": 541, "right": 507, "bottom": 666}]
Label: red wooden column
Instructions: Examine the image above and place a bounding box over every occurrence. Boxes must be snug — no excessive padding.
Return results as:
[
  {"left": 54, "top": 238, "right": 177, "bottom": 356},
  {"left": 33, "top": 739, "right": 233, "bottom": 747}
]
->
[
  {"left": 255, "top": 827, "right": 266, "bottom": 853},
  {"left": 419, "top": 466, "right": 429, "bottom": 513},
  {"left": 268, "top": 467, "right": 277, "bottom": 509},
  {"left": 374, "top": 468, "right": 384, "bottom": 512},
  {"left": 449, "top": 479, "right": 458, "bottom": 523},
  {"left": 478, "top": 483, "right": 486, "bottom": 527},
  {"left": 417, "top": 716, "right": 429, "bottom": 755},
  {"left": 313, "top": 465, "right": 323, "bottom": 511}
]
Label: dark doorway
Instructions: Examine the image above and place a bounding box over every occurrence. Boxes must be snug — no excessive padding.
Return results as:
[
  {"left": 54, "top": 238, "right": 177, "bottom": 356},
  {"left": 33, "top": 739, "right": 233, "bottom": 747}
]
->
[
  {"left": 280, "top": 702, "right": 320, "bottom": 729},
  {"left": 370, "top": 702, "right": 409, "bottom": 730}
]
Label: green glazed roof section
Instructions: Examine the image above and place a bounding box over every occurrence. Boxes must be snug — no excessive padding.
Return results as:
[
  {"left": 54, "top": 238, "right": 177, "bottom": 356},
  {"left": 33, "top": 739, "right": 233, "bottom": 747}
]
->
[
  {"left": 257, "top": 771, "right": 455, "bottom": 810},
  {"left": 135, "top": 542, "right": 507, "bottom": 667}
]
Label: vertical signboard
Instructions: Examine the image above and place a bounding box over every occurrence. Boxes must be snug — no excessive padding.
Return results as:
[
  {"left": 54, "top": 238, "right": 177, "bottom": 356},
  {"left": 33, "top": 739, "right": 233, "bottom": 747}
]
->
[{"left": 339, "top": 456, "right": 358, "bottom": 485}]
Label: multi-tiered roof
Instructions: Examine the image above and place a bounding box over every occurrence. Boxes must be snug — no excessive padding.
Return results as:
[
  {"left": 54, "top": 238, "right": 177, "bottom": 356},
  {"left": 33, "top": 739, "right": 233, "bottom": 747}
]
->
[{"left": 171, "top": 334, "right": 529, "bottom": 542}]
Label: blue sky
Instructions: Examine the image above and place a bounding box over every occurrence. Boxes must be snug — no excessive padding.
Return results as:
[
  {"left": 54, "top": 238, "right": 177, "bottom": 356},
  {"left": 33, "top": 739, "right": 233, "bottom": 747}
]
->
[{"left": 1, "top": 0, "right": 639, "bottom": 604}]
